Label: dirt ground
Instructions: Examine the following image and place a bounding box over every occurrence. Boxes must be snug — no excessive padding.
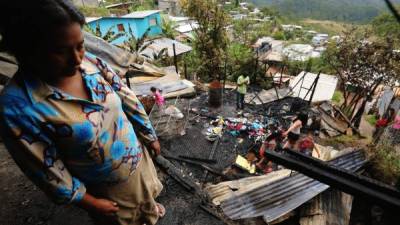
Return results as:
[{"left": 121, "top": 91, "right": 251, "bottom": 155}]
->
[
  {"left": 0, "top": 143, "right": 92, "bottom": 225},
  {"left": 0, "top": 141, "right": 227, "bottom": 225}
]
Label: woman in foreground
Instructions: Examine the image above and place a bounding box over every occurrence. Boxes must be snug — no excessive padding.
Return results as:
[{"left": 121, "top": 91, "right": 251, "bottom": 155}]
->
[{"left": 0, "top": 1, "right": 165, "bottom": 224}]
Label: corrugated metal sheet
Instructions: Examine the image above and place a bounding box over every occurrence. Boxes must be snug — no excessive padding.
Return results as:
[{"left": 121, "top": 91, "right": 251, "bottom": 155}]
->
[
  {"left": 140, "top": 38, "right": 192, "bottom": 59},
  {"left": 290, "top": 71, "right": 338, "bottom": 103},
  {"left": 244, "top": 88, "right": 291, "bottom": 105},
  {"left": 220, "top": 150, "right": 366, "bottom": 222},
  {"left": 122, "top": 10, "right": 161, "bottom": 18}
]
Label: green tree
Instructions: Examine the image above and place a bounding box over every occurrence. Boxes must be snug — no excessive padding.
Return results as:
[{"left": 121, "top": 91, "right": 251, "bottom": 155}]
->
[
  {"left": 130, "top": 0, "right": 155, "bottom": 11},
  {"left": 324, "top": 28, "right": 400, "bottom": 128},
  {"left": 226, "top": 43, "right": 253, "bottom": 80},
  {"left": 180, "top": 0, "right": 229, "bottom": 81},
  {"left": 84, "top": 23, "right": 124, "bottom": 43},
  {"left": 123, "top": 26, "right": 153, "bottom": 57},
  {"left": 161, "top": 18, "right": 177, "bottom": 39},
  {"left": 372, "top": 12, "right": 400, "bottom": 39}
]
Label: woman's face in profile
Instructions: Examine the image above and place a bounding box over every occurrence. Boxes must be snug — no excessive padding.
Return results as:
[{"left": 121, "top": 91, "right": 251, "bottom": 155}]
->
[{"left": 32, "top": 22, "right": 85, "bottom": 80}]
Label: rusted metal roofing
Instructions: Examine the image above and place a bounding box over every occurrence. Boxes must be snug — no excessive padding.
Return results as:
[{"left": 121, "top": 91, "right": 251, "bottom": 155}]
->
[
  {"left": 140, "top": 38, "right": 192, "bottom": 59},
  {"left": 220, "top": 150, "right": 366, "bottom": 222}
]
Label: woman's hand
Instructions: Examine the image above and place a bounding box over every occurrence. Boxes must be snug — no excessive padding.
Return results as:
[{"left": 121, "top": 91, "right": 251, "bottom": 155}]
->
[
  {"left": 78, "top": 193, "right": 119, "bottom": 216},
  {"left": 150, "top": 140, "right": 161, "bottom": 156},
  {"left": 91, "top": 198, "right": 119, "bottom": 216}
]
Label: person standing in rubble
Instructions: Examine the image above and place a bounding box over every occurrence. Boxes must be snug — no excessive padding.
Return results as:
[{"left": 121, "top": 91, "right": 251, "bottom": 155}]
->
[
  {"left": 236, "top": 74, "right": 250, "bottom": 110},
  {"left": 0, "top": 1, "right": 164, "bottom": 225},
  {"left": 282, "top": 112, "right": 308, "bottom": 150},
  {"left": 150, "top": 86, "right": 165, "bottom": 109}
]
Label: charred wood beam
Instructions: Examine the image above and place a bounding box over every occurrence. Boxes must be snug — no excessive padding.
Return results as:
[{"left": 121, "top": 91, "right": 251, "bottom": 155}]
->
[
  {"left": 179, "top": 155, "right": 217, "bottom": 164},
  {"left": 307, "top": 71, "right": 321, "bottom": 105},
  {"left": 202, "top": 137, "right": 221, "bottom": 183},
  {"left": 155, "top": 154, "right": 241, "bottom": 225},
  {"left": 263, "top": 150, "right": 400, "bottom": 210},
  {"left": 331, "top": 104, "right": 359, "bottom": 134},
  {"left": 163, "top": 155, "right": 224, "bottom": 176},
  {"left": 155, "top": 155, "right": 197, "bottom": 192}
]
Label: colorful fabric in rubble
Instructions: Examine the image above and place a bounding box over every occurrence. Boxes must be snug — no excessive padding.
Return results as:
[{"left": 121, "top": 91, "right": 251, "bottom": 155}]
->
[
  {"left": 393, "top": 112, "right": 400, "bottom": 130},
  {"left": 0, "top": 52, "right": 157, "bottom": 204}
]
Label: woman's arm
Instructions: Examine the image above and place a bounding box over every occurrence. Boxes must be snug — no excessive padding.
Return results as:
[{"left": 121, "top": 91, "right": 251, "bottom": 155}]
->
[
  {"left": 85, "top": 53, "right": 161, "bottom": 154},
  {"left": 0, "top": 102, "right": 86, "bottom": 204},
  {"left": 283, "top": 120, "right": 302, "bottom": 136}
]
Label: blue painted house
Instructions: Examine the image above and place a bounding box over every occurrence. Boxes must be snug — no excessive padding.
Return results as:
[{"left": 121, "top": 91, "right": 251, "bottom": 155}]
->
[{"left": 86, "top": 10, "right": 163, "bottom": 45}]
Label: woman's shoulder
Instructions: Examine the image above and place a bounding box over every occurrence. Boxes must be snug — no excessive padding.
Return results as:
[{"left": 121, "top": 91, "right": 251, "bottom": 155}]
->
[{"left": 0, "top": 76, "right": 30, "bottom": 105}]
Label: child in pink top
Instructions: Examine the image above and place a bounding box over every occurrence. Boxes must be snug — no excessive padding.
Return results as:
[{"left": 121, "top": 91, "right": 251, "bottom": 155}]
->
[{"left": 151, "top": 87, "right": 165, "bottom": 107}]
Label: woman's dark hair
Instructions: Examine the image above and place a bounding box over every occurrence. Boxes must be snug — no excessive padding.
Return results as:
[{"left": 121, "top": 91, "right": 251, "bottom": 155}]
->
[
  {"left": 295, "top": 111, "right": 308, "bottom": 126},
  {"left": 150, "top": 87, "right": 157, "bottom": 92},
  {"left": 0, "top": 0, "right": 85, "bottom": 65}
]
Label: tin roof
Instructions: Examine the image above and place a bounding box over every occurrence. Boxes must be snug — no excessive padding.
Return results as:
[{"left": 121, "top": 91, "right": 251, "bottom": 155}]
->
[
  {"left": 219, "top": 150, "right": 366, "bottom": 222},
  {"left": 122, "top": 10, "right": 161, "bottom": 18},
  {"left": 140, "top": 38, "right": 192, "bottom": 59}
]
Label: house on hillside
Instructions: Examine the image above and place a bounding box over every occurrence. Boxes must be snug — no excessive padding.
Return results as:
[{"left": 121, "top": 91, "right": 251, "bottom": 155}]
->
[
  {"left": 312, "top": 33, "right": 329, "bottom": 46},
  {"left": 254, "top": 37, "right": 284, "bottom": 55},
  {"left": 232, "top": 14, "right": 248, "bottom": 20},
  {"left": 158, "top": 0, "right": 181, "bottom": 16},
  {"left": 86, "top": 10, "right": 163, "bottom": 45},
  {"left": 283, "top": 44, "right": 315, "bottom": 61},
  {"left": 282, "top": 24, "right": 303, "bottom": 32}
]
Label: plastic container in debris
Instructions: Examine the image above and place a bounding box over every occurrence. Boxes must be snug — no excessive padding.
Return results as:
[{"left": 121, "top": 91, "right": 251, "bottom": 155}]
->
[{"left": 209, "top": 80, "right": 222, "bottom": 107}]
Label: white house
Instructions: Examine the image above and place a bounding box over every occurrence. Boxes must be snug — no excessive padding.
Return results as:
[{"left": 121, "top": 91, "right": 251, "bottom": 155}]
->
[
  {"left": 283, "top": 44, "right": 315, "bottom": 61},
  {"left": 282, "top": 24, "right": 303, "bottom": 31}
]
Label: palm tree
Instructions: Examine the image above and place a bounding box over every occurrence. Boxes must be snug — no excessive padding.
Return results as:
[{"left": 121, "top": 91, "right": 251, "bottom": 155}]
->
[
  {"left": 84, "top": 22, "right": 125, "bottom": 43},
  {"left": 124, "top": 26, "right": 153, "bottom": 54},
  {"left": 161, "top": 18, "right": 177, "bottom": 39}
]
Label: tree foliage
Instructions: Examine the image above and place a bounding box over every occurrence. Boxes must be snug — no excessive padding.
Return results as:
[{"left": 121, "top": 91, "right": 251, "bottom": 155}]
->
[
  {"left": 161, "top": 17, "right": 177, "bottom": 40},
  {"left": 324, "top": 28, "right": 400, "bottom": 126},
  {"left": 129, "top": 0, "right": 155, "bottom": 11},
  {"left": 84, "top": 23, "right": 124, "bottom": 43},
  {"left": 226, "top": 43, "right": 253, "bottom": 80},
  {"left": 180, "top": 0, "right": 229, "bottom": 81},
  {"left": 249, "top": 0, "right": 400, "bottom": 22},
  {"left": 372, "top": 12, "right": 400, "bottom": 39},
  {"left": 123, "top": 26, "right": 152, "bottom": 57}
]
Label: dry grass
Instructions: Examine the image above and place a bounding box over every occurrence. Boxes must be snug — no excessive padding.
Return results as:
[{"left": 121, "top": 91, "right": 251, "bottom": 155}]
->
[
  {"left": 318, "top": 135, "right": 364, "bottom": 150},
  {"left": 300, "top": 19, "right": 350, "bottom": 35},
  {"left": 368, "top": 142, "right": 400, "bottom": 187}
]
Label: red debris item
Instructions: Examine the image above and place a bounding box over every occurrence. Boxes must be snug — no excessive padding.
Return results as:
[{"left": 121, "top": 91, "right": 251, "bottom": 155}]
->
[
  {"left": 299, "top": 137, "right": 314, "bottom": 151},
  {"left": 209, "top": 80, "right": 222, "bottom": 88},
  {"left": 235, "top": 123, "right": 243, "bottom": 130},
  {"left": 260, "top": 148, "right": 265, "bottom": 158},
  {"left": 376, "top": 118, "right": 388, "bottom": 128}
]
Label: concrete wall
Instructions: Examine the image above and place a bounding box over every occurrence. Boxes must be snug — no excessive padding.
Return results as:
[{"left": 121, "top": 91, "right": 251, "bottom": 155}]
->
[{"left": 87, "top": 14, "right": 162, "bottom": 45}]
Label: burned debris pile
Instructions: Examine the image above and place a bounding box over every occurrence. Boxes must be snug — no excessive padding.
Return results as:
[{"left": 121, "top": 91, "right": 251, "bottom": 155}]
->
[{"left": 142, "top": 84, "right": 396, "bottom": 225}]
